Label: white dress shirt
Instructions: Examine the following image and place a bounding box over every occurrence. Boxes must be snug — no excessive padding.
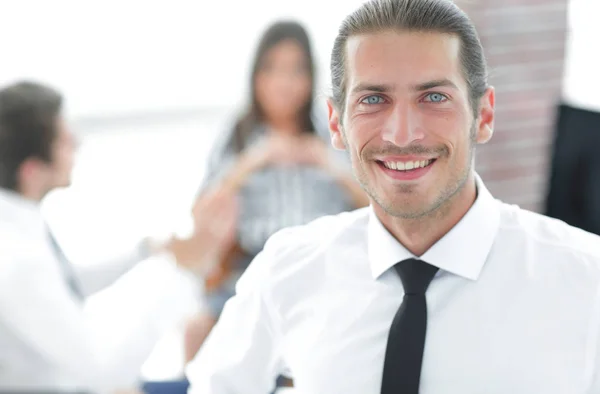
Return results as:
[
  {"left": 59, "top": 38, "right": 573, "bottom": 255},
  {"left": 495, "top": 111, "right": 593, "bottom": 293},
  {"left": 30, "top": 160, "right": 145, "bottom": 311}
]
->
[
  {"left": 186, "top": 174, "right": 600, "bottom": 394},
  {"left": 0, "top": 189, "right": 201, "bottom": 393}
]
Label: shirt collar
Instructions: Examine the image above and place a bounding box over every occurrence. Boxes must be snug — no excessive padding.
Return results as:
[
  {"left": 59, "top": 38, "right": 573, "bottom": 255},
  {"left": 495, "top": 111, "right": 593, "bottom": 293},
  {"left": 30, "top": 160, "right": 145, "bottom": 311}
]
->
[
  {"left": 368, "top": 173, "right": 501, "bottom": 281},
  {"left": 0, "top": 188, "right": 46, "bottom": 233}
]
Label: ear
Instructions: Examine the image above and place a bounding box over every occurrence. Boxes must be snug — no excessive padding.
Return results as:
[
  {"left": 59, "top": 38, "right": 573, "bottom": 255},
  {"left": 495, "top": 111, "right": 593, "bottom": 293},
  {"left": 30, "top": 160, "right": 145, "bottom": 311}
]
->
[
  {"left": 327, "top": 99, "right": 346, "bottom": 151},
  {"left": 17, "top": 157, "right": 43, "bottom": 189},
  {"left": 475, "top": 86, "right": 495, "bottom": 145}
]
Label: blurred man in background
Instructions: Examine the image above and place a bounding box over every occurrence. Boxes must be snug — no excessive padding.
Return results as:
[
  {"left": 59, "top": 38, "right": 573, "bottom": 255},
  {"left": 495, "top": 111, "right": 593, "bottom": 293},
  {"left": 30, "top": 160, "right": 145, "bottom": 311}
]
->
[{"left": 0, "top": 81, "right": 238, "bottom": 393}]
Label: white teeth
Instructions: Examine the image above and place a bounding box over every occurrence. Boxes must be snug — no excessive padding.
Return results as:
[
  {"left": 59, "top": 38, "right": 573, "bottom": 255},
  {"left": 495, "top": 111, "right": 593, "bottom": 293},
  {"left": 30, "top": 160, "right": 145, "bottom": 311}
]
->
[{"left": 383, "top": 159, "right": 432, "bottom": 171}]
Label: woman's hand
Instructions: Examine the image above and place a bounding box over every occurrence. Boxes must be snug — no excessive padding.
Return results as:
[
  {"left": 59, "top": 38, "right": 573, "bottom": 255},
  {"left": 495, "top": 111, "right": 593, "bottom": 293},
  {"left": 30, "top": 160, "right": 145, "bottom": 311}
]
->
[
  {"left": 296, "top": 134, "right": 336, "bottom": 171},
  {"left": 169, "top": 186, "right": 239, "bottom": 276}
]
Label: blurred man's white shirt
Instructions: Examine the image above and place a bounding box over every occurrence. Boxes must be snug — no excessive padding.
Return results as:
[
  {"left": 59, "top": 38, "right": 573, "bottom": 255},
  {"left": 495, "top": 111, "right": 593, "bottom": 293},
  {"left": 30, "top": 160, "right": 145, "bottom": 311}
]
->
[{"left": 0, "top": 188, "right": 202, "bottom": 393}]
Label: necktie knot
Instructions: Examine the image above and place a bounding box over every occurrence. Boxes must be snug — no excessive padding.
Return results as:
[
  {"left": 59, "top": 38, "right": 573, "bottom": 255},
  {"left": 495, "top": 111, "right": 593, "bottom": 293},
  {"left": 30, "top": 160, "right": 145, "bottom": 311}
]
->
[{"left": 394, "top": 258, "right": 438, "bottom": 295}]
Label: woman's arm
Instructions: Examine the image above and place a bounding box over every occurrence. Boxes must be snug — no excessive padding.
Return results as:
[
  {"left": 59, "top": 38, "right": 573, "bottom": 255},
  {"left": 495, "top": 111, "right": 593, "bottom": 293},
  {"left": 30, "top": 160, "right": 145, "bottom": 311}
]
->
[
  {"left": 299, "top": 134, "right": 370, "bottom": 209},
  {"left": 203, "top": 132, "right": 304, "bottom": 194},
  {"left": 326, "top": 166, "right": 370, "bottom": 209},
  {"left": 215, "top": 148, "right": 268, "bottom": 192}
]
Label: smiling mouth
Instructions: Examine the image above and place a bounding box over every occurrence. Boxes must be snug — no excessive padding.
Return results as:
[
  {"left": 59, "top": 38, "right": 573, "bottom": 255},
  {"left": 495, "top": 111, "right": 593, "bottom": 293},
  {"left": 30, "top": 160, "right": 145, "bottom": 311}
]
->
[{"left": 377, "top": 159, "right": 436, "bottom": 171}]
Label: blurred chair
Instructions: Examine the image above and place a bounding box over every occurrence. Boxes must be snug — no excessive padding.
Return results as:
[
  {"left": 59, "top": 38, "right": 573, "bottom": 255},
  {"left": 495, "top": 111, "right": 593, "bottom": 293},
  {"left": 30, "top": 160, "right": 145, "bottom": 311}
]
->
[
  {"left": 141, "top": 380, "right": 189, "bottom": 394},
  {"left": 545, "top": 103, "right": 600, "bottom": 235}
]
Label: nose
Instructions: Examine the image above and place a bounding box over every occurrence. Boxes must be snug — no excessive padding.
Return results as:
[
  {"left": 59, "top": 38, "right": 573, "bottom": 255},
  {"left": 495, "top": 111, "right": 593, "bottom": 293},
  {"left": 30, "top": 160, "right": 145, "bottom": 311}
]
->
[{"left": 381, "top": 102, "right": 425, "bottom": 147}]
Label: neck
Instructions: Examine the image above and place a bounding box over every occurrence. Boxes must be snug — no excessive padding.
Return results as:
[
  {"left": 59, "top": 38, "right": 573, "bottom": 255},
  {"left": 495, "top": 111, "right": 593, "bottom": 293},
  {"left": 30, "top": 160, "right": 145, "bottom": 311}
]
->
[
  {"left": 18, "top": 183, "right": 47, "bottom": 203},
  {"left": 266, "top": 116, "right": 301, "bottom": 134},
  {"left": 376, "top": 172, "right": 477, "bottom": 256}
]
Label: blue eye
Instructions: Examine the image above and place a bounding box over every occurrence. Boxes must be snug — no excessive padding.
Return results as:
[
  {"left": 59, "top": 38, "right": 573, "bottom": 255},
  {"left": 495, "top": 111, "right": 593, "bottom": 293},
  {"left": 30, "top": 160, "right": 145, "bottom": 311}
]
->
[
  {"left": 424, "top": 93, "right": 447, "bottom": 103},
  {"left": 361, "top": 95, "right": 384, "bottom": 104}
]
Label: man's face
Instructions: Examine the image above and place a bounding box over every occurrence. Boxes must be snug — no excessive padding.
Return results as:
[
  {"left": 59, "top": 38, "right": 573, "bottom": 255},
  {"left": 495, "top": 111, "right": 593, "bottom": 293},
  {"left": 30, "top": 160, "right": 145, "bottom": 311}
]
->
[
  {"left": 328, "top": 31, "right": 494, "bottom": 219},
  {"left": 46, "top": 117, "right": 76, "bottom": 190}
]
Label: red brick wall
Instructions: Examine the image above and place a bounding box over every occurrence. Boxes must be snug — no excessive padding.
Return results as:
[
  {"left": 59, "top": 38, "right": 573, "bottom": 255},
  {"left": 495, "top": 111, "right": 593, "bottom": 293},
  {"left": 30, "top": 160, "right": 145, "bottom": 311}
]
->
[{"left": 456, "top": 1, "right": 569, "bottom": 212}]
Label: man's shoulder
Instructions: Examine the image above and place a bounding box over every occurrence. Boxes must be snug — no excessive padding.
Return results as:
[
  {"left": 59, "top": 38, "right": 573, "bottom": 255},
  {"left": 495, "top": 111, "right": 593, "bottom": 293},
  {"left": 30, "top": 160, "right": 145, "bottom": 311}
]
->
[
  {"left": 0, "top": 221, "right": 49, "bottom": 266},
  {"left": 234, "top": 208, "right": 369, "bottom": 294},
  {"left": 500, "top": 202, "right": 600, "bottom": 262},
  {"left": 248, "top": 208, "right": 369, "bottom": 275},
  {"left": 0, "top": 228, "right": 50, "bottom": 288},
  {"left": 267, "top": 207, "right": 369, "bottom": 251}
]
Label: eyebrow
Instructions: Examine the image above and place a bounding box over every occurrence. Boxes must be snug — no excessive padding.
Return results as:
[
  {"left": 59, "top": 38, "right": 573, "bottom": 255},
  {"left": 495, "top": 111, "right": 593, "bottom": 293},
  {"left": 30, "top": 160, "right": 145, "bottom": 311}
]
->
[
  {"left": 413, "top": 78, "right": 458, "bottom": 91},
  {"left": 350, "top": 83, "right": 394, "bottom": 95},
  {"left": 349, "top": 78, "right": 458, "bottom": 95}
]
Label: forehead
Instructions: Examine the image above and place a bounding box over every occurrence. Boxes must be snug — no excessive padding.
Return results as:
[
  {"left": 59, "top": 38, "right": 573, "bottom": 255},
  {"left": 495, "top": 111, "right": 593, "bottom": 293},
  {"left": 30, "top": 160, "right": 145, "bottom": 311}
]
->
[
  {"left": 345, "top": 31, "right": 465, "bottom": 91},
  {"left": 263, "top": 39, "right": 305, "bottom": 63}
]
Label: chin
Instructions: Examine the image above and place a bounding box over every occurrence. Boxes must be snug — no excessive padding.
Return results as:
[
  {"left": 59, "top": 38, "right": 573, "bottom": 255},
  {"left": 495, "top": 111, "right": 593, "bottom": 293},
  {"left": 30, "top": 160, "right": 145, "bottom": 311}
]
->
[
  {"left": 383, "top": 204, "right": 429, "bottom": 219},
  {"left": 55, "top": 178, "right": 72, "bottom": 190},
  {"left": 375, "top": 193, "right": 434, "bottom": 218}
]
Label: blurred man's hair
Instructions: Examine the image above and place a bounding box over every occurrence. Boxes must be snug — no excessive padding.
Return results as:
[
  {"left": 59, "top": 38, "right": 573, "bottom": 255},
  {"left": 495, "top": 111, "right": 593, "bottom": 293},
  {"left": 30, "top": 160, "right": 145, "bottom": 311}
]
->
[
  {"left": 0, "top": 81, "right": 63, "bottom": 191},
  {"left": 330, "top": 0, "right": 488, "bottom": 119}
]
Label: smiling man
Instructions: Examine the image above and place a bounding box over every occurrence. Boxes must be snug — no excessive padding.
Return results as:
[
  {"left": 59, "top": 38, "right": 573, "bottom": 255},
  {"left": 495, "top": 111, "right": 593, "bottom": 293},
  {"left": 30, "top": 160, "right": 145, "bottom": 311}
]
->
[{"left": 186, "top": 1, "right": 600, "bottom": 393}]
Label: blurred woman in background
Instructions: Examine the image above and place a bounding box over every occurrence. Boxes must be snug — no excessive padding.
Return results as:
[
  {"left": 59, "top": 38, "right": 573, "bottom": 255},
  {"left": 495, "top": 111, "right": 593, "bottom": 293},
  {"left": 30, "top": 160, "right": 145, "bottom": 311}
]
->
[{"left": 185, "top": 20, "right": 368, "bottom": 365}]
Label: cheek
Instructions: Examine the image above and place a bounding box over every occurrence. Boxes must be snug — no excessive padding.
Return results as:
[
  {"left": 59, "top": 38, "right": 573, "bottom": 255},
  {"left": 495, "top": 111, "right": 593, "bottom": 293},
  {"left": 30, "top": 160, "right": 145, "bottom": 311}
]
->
[
  {"left": 295, "top": 75, "right": 311, "bottom": 98},
  {"left": 421, "top": 107, "right": 457, "bottom": 130},
  {"left": 64, "top": 151, "right": 75, "bottom": 168},
  {"left": 422, "top": 110, "right": 470, "bottom": 152},
  {"left": 54, "top": 146, "right": 75, "bottom": 170},
  {"left": 345, "top": 120, "right": 379, "bottom": 159},
  {"left": 283, "top": 75, "right": 311, "bottom": 108},
  {"left": 254, "top": 75, "right": 271, "bottom": 105},
  {"left": 348, "top": 109, "right": 386, "bottom": 137},
  {"left": 352, "top": 112, "right": 384, "bottom": 132}
]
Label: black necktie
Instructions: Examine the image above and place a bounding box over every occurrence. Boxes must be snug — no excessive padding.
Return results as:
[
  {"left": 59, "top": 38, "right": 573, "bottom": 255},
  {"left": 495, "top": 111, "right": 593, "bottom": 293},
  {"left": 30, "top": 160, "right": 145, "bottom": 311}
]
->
[
  {"left": 381, "top": 258, "right": 439, "bottom": 394},
  {"left": 47, "top": 228, "right": 85, "bottom": 301}
]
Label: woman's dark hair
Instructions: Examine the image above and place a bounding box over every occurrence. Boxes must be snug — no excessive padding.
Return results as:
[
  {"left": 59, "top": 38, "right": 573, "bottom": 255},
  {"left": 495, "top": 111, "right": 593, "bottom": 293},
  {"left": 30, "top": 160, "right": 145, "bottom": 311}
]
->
[{"left": 232, "top": 20, "right": 316, "bottom": 152}]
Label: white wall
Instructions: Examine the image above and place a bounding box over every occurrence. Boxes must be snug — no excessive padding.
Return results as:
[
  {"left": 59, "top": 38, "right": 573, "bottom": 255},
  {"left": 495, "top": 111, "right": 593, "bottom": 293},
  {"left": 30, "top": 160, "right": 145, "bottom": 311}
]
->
[
  {"left": 562, "top": 0, "right": 600, "bottom": 111},
  {"left": 3, "top": 0, "right": 597, "bottom": 125},
  {"left": 0, "top": 0, "right": 366, "bottom": 119}
]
